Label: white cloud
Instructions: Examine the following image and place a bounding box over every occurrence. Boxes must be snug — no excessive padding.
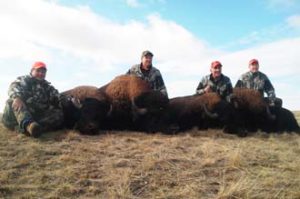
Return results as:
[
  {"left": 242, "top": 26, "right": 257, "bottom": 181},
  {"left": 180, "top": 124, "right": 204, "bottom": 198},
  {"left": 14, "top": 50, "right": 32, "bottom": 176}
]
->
[
  {"left": 164, "top": 37, "right": 300, "bottom": 110},
  {"left": 287, "top": 15, "right": 300, "bottom": 29},
  {"left": 125, "top": 0, "right": 140, "bottom": 8},
  {"left": 0, "top": 0, "right": 218, "bottom": 72},
  {"left": 220, "top": 37, "right": 300, "bottom": 79},
  {"left": 266, "top": 0, "right": 299, "bottom": 9},
  {"left": 124, "top": 0, "right": 166, "bottom": 8},
  {"left": 0, "top": 0, "right": 299, "bottom": 111}
]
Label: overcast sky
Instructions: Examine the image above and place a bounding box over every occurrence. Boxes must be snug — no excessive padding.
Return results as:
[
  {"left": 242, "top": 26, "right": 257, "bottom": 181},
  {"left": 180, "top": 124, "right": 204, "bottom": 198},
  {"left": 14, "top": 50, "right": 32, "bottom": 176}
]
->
[{"left": 0, "top": 0, "right": 300, "bottom": 110}]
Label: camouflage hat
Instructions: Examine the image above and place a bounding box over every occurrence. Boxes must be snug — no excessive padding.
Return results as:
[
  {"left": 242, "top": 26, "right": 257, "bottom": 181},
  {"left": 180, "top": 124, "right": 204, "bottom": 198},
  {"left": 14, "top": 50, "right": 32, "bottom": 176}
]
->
[{"left": 141, "top": 50, "right": 154, "bottom": 58}]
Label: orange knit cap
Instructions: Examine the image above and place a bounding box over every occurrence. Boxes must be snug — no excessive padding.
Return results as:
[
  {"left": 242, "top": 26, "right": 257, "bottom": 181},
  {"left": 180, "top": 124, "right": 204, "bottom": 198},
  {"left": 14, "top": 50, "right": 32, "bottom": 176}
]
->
[
  {"left": 211, "top": 61, "right": 222, "bottom": 68},
  {"left": 249, "top": 59, "right": 259, "bottom": 65},
  {"left": 32, "top": 61, "right": 46, "bottom": 69}
]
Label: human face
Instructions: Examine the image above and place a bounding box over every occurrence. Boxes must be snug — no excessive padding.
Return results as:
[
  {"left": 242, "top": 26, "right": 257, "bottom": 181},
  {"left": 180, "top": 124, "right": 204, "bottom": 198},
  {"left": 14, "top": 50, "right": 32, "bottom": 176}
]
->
[
  {"left": 141, "top": 55, "right": 153, "bottom": 70},
  {"left": 31, "top": 68, "right": 47, "bottom": 80},
  {"left": 210, "top": 65, "right": 222, "bottom": 78},
  {"left": 249, "top": 63, "right": 259, "bottom": 73}
]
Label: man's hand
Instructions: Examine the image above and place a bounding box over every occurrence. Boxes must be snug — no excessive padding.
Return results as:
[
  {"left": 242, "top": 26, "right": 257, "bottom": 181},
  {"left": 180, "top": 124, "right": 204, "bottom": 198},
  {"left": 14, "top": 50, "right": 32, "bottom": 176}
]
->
[
  {"left": 204, "top": 85, "right": 212, "bottom": 93},
  {"left": 12, "top": 97, "right": 25, "bottom": 112}
]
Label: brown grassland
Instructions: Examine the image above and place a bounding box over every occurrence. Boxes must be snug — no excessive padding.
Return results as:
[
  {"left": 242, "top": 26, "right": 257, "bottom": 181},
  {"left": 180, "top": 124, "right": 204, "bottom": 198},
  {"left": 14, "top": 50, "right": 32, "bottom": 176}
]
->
[{"left": 0, "top": 112, "right": 300, "bottom": 198}]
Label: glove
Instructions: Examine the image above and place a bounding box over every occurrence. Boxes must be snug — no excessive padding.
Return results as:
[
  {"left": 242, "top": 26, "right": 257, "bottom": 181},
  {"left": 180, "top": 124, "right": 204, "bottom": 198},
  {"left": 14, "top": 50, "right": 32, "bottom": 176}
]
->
[{"left": 12, "top": 97, "right": 25, "bottom": 112}]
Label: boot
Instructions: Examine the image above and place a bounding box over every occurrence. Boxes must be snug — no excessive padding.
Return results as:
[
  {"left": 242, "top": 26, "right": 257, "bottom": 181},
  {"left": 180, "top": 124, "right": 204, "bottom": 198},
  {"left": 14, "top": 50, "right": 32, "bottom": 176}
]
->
[{"left": 26, "top": 122, "right": 42, "bottom": 138}]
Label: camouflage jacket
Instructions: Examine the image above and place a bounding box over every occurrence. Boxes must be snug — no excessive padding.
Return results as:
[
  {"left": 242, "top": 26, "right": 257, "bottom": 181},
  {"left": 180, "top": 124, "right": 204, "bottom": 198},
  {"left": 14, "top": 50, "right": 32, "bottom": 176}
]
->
[
  {"left": 126, "top": 64, "right": 168, "bottom": 97},
  {"left": 196, "top": 74, "right": 233, "bottom": 99},
  {"left": 235, "top": 71, "right": 275, "bottom": 100},
  {"left": 8, "top": 75, "right": 61, "bottom": 113}
]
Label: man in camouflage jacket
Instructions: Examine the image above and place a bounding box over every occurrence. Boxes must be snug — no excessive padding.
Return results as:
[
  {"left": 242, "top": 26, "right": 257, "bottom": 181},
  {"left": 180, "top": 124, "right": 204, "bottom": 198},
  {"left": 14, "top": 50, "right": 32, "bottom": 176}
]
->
[
  {"left": 2, "top": 61, "right": 64, "bottom": 137},
  {"left": 196, "top": 61, "right": 233, "bottom": 102},
  {"left": 235, "top": 59, "right": 281, "bottom": 106},
  {"left": 126, "top": 50, "right": 168, "bottom": 97}
]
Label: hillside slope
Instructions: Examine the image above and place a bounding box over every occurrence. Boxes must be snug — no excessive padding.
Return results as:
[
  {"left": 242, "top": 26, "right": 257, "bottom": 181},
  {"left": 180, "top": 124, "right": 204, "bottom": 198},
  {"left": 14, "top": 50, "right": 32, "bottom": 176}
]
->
[{"left": 0, "top": 121, "right": 299, "bottom": 198}]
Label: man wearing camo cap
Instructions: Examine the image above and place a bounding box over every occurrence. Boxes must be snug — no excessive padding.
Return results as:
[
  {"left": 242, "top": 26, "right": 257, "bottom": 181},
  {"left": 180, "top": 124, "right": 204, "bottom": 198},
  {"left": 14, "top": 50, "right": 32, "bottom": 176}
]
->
[
  {"left": 196, "top": 61, "right": 233, "bottom": 102},
  {"left": 126, "top": 50, "right": 168, "bottom": 97},
  {"left": 2, "top": 61, "right": 64, "bottom": 138},
  {"left": 235, "top": 59, "right": 281, "bottom": 106}
]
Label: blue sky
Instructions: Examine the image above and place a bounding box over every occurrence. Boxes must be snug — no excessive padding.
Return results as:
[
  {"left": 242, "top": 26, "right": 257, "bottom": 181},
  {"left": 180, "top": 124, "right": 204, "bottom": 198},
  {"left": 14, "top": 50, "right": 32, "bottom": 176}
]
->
[
  {"left": 58, "top": 0, "right": 300, "bottom": 49},
  {"left": 0, "top": 0, "right": 300, "bottom": 110}
]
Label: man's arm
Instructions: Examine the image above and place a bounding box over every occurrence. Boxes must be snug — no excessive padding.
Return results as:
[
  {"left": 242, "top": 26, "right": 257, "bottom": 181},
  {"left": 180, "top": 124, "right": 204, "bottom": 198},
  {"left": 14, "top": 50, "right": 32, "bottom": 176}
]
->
[
  {"left": 48, "top": 85, "right": 61, "bottom": 107},
  {"left": 234, "top": 79, "right": 243, "bottom": 88},
  {"left": 8, "top": 76, "right": 28, "bottom": 111},
  {"left": 264, "top": 77, "right": 276, "bottom": 101},
  {"left": 222, "top": 79, "right": 234, "bottom": 102},
  {"left": 8, "top": 77, "right": 27, "bottom": 100},
  {"left": 196, "top": 77, "right": 207, "bottom": 95},
  {"left": 155, "top": 72, "right": 168, "bottom": 97}
]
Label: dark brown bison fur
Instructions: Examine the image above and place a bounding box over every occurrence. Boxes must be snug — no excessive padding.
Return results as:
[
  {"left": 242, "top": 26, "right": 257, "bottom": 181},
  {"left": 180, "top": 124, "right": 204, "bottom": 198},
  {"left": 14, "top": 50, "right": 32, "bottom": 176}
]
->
[
  {"left": 133, "top": 91, "right": 169, "bottom": 132},
  {"left": 60, "top": 86, "right": 110, "bottom": 134},
  {"left": 102, "top": 75, "right": 151, "bottom": 101},
  {"left": 160, "top": 93, "right": 241, "bottom": 135},
  {"left": 262, "top": 107, "right": 300, "bottom": 133},
  {"left": 74, "top": 98, "right": 111, "bottom": 134},
  {"left": 62, "top": 86, "right": 107, "bottom": 101},
  {"left": 98, "top": 75, "right": 169, "bottom": 131},
  {"left": 233, "top": 88, "right": 267, "bottom": 113},
  {"left": 233, "top": 88, "right": 276, "bottom": 132}
]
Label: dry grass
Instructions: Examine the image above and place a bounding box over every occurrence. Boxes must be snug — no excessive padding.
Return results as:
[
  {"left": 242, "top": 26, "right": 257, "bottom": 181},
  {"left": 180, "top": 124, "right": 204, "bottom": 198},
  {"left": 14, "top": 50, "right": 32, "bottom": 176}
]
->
[
  {"left": 0, "top": 113, "right": 300, "bottom": 198},
  {"left": 294, "top": 111, "right": 300, "bottom": 125}
]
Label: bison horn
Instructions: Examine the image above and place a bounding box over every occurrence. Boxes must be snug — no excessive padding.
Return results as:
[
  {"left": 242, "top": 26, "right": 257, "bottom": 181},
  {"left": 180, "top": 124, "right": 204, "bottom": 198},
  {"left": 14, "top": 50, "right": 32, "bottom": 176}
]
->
[
  {"left": 131, "top": 100, "right": 148, "bottom": 121},
  {"left": 106, "top": 104, "right": 113, "bottom": 117},
  {"left": 71, "top": 97, "right": 82, "bottom": 109},
  {"left": 132, "top": 100, "right": 148, "bottom": 115},
  {"left": 266, "top": 106, "right": 276, "bottom": 120},
  {"left": 202, "top": 104, "right": 218, "bottom": 119}
]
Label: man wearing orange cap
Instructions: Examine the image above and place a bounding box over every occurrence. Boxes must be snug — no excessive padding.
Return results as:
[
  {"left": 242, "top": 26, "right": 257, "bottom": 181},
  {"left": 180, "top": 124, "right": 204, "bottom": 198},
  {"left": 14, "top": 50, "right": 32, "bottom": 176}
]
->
[
  {"left": 2, "top": 61, "right": 64, "bottom": 138},
  {"left": 235, "top": 59, "right": 280, "bottom": 106},
  {"left": 196, "top": 61, "right": 233, "bottom": 101}
]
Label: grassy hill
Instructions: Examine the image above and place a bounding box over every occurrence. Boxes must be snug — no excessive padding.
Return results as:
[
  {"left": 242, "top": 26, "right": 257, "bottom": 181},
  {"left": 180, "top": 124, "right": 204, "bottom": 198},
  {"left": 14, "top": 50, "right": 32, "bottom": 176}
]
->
[{"left": 0, "top": 113, "right": 299, "bottom": 198}]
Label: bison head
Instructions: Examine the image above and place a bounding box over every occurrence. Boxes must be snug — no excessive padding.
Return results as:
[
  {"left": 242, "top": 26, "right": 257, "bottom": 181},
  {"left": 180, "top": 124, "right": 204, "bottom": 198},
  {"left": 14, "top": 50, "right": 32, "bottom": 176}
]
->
[
  {"left": 74, "top": 98, "right": 111, "bottom": 134},
  {"left": 131, "top": 91, "right": 169, "bottom": 132},
  {"left": 132, "top": 91, "right": 169, "bottom": 116}
]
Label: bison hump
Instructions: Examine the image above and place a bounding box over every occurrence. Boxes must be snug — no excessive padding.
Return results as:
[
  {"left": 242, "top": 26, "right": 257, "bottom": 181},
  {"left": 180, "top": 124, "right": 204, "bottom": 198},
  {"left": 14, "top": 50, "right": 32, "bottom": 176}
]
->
[
  {"left": 105, "top": 75, "right": 151, "bottom": 100},
  {"left": 233, "top": 88, "right": 266, "bottom": 111},
  {"left": 62, "top": 86, "right": 105, "bottom": 101}
]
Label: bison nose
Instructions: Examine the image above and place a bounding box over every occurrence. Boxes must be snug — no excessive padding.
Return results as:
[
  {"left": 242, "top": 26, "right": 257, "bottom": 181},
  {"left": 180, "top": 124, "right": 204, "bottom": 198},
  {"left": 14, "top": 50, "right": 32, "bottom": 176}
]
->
[
  {"left": 86, "top": 123, "right": 97, "bottom": 130},
  {"left": 80, "top": 123, "right": 98, "bottom": 134}
]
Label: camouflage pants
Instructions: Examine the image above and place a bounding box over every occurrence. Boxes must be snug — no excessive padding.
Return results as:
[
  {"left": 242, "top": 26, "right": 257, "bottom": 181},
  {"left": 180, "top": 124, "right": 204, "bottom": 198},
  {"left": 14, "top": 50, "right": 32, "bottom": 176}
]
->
[{"left": 1, "top": 99, "right": 64, "bottom": 133}]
